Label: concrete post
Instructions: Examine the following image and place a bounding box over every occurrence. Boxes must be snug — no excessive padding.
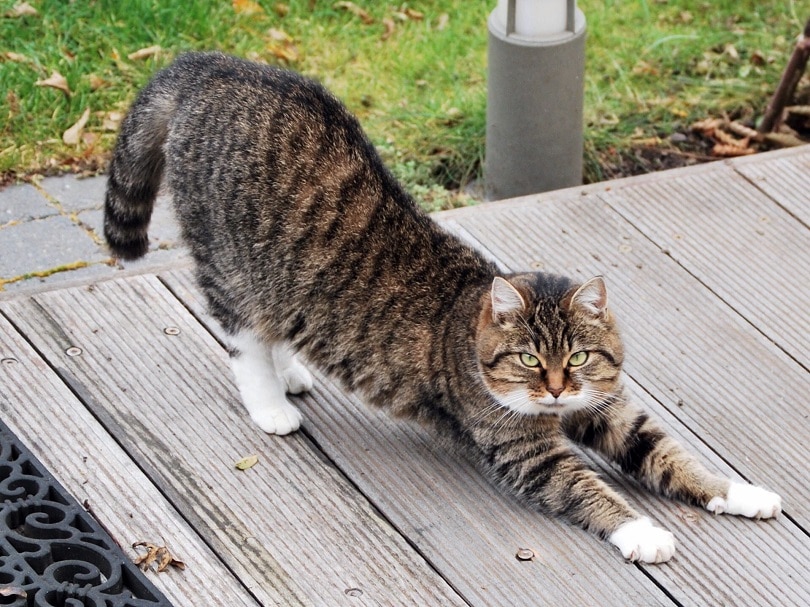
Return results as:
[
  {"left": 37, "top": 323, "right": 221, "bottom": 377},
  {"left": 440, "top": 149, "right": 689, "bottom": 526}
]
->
[{"left": 485, "top": 1, "right": 587, "bottom": 200}]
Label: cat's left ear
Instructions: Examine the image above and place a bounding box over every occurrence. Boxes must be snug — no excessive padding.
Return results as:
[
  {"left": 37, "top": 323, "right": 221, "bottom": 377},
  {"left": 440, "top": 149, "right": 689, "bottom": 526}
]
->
[{"left": 569, "top": 276, "right": 608, "bottom": 317}]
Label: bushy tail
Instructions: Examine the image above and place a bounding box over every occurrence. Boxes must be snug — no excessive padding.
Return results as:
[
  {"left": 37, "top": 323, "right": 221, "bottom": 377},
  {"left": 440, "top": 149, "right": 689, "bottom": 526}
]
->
[{"left": 103, "top": 83, "right": 176, "bottom": 260}]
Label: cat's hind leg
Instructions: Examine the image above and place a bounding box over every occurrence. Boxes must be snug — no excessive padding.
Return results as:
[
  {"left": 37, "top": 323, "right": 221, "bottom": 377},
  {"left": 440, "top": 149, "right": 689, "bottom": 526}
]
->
[
  {"left": 228, "top": 329, "right": 303, "bottom": 435},
  {"left": 270, "top": 342, "right": 314, "bottom": 395}
]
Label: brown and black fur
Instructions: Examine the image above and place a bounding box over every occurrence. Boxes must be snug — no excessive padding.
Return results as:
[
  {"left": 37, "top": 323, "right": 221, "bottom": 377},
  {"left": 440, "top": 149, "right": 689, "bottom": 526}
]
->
[{"left": 105, "top": 52, "right": 734, "bottom": 544}]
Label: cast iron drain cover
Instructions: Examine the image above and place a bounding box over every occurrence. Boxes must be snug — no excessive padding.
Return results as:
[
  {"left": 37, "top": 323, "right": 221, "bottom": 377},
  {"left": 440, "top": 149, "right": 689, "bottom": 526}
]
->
[{"left": 0, "top": 419, "right": 173, "bottom": 606}]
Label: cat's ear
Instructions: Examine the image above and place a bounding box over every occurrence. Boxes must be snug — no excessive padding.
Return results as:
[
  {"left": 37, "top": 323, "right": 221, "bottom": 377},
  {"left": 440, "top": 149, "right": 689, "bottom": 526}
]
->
[
  {"left": 570, "top": 276, "right": 608, "bottom": 317},
  {"left": 491, "top": 277, "right": 526, "bottom": 322}
]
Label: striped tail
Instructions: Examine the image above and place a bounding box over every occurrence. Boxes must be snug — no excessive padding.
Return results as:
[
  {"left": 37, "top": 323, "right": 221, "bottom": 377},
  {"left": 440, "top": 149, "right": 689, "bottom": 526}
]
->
[{"left": 103, "top": 88, "right": 176, "bottom": 260}]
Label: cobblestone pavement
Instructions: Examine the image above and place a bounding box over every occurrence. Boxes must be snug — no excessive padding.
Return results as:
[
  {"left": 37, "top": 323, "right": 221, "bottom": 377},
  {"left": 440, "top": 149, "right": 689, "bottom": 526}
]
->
[{"left": 0, "top": 174, "right": 186, "bottom": 295}]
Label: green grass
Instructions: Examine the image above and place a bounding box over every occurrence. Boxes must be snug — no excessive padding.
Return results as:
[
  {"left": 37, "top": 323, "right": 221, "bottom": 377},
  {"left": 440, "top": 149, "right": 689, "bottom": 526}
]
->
[{"left": 0, "top": 0, "right": 804, "bottom": 206}]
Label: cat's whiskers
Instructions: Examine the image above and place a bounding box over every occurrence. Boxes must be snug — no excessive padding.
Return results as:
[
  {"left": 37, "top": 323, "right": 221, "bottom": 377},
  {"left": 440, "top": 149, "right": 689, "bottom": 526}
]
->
[{"left": 578, "top": 387, "right": 623, "bottom": 415}]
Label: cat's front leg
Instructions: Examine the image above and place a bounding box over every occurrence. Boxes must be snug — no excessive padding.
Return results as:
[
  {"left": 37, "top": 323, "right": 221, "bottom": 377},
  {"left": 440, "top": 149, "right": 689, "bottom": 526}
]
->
[
  {"left": 478, "top": 429, "right": 675, "bottom": 563},
  {"left": 563, "top": 396, "right": 782, "bottom": 520}
]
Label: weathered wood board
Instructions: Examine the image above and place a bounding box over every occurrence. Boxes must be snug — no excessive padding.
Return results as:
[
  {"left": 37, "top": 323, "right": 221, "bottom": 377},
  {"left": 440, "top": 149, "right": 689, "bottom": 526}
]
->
[
  {"left": 0, "top": 313, "right": 261, "bottom": 606},
  {"left": 1, "top": 278, "right": 466, "bottom": 607}
]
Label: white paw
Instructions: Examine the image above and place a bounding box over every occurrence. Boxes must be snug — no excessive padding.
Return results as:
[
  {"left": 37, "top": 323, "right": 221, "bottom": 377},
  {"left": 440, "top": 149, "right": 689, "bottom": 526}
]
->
[
  {"left": 281, "top": 363, "right": 314, "bottom": 395},
  {"left": 250, "top": 400, "right": 303, "bottom": 435},
  {"left": 706, "top": 482, "right": 782, "bottom": 519},
  {"left": 609, "top": 517, "right": 676, "bottom": 564}
]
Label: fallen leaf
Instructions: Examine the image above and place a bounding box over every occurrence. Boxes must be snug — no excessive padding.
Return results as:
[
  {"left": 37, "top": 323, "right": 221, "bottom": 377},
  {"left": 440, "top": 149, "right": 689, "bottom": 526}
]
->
[
  {"left": 35, "top": 71, "right": 71, "bottom": 95},
  {"left": 63, "top": 107, "right": 91, "bottom": 146},
  {"left": 334, "top": 1, "right": 373, "bottom": 24},
  {"left": 235, "top": 454, "right": 259, "bottom": 470},
  {"left": 4, "top": 51, "right": 30, "bottom": 63},
  {"left": 82, "top": 132, "right": 100, "bottom": 146},
  {"left": 101, "top": 110, "right": 123, "bottom": 131},
  {"left": 381, "top": 17, "right": 395, "bottom": 40},
  {"left": 5, "top": 2, "right": 38, "bottom": 17},
  {"left": 0, "top": 587, "right": 26, "bottom": 598},
  {"left": 233, "top": 0, "right": 264, "bottom": 15},
  {"left": 712, "top": 143, "right": 755, "bottom": 157},
  {"left": 404, "top": 8, "right": 423, "bottom": 20},
  {"left": 273, "top": 3, "right": 289, "bottom": 17},
  {"left": 749, "top": 50, "right": 766, "bottom": 66},
  {"left": 128, "top": 45, "right": 161, "bottom": 61},
  {"left": 267, "top": 42, "right": 299, "bottom": 62},
  {"left": 267, "top": 27, "right": 292, "bottom": 42},
  {"left": 437, "top": 13, "right": 449, "bottom": 30},
  {"left": 88, "top": 74, "right": 109, "bottom": 90},
  {"left": 132, "top": 542, "right": 186, "bottom": 572}
]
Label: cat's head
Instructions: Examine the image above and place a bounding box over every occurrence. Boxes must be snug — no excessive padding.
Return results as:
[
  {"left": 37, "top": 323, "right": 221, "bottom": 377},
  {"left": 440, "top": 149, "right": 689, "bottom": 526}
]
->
[{"left": 476, "top": 273, "right": 624, "bottom": 416}]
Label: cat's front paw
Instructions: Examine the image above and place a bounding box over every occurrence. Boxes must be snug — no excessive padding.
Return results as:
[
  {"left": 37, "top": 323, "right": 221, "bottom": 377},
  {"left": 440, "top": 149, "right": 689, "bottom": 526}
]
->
[
  {"left": 250, "top": 401, "right": 303, "bottom": 435},
  {"left": 609, "top": 517, "right": 675, "bottom": 564},
  {"left": 706, "top": 482, "right": 782, "bottom": 519}
]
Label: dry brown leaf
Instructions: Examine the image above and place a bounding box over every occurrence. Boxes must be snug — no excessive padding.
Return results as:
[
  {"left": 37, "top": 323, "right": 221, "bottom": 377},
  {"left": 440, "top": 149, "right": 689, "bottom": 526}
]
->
[
  {"left": 726, "top": 121, "right": 760, "bottom": 139},
  {"left": 132, "top": 542, "right": 186, "bottom": 572},
  {"left": 437, "top": 13, "right": 449, "bottom": 30},
  {"left": 273, "top": 2, "right": 289, "bottom": 17},
  {"left": 102, "top": 110, "right": 124, "bottom": 131},
  {"left": 88, "top": 74, "right": 109, "bottom": 90},
  {"left": 128, "top": 45, "right": 161, "bottom": 61},
  {"left": 235, "top": 454, "right": 259, "bottom": 470},
  {"left": 267, "top": 41, "right": 299, "bottom": 62},
  {"left": 712, "top": 128, "right": 747, "bottom": 148},
  {"left": 381, "top": 17, "right": 395, "bottom": 40},
  {"left": 233, "top": 0, "right": 264, "bottom": 15},
  {"left": 404, "top": 8, "right": 424, "bottom": 20},
  {"left": 0, "top": 587, "right": 26, "bottom": 599},
  {"left": 6, "top": 2, "right": 38, "bottom": 17},
  {"left": 632, "top": 60, "right": 658, "bottom": 76},
  {"left": 4, "top": 51, "right": 30, "bottom": 63},
  {"left": 35, "top": 71, "right": 71, "bottom": 95},
  {"left": 690, "top": 117, "right": 722, "bottom": 133},
  {"left": 267, "top": 28, "right": 292, "bottom": 42},
  {"left": 712, "top": 143, "right": 755, "bottom": 157},
  {"left": 63, "top": 107, "right": 91, "bottom": 146},
  {"left": 334, "top": 1, "right": 374, "bottom": 24}
]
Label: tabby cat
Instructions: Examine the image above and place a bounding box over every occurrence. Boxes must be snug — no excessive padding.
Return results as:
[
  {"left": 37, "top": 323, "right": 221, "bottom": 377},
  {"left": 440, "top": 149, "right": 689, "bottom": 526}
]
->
[{"left": 104, "top": 52, "right": 781, "bottom": 563}]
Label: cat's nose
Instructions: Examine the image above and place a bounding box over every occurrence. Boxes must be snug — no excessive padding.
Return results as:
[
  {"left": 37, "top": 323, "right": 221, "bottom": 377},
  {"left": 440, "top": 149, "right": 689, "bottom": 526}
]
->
[{"left": 548, "top": 386, "right": 564, "bottom": 398}]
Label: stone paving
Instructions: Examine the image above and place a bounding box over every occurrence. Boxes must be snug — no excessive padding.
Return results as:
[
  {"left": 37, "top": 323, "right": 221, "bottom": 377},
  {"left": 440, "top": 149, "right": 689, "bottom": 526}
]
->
[{"left": 0, "top": 174, "right": 186, "bottom": 295}]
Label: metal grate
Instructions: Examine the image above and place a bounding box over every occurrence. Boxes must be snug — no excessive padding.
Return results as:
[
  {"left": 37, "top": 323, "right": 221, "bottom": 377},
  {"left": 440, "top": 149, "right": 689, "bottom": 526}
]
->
[{"left": 0, "top": 419, "right": 172, "bottom": 607}]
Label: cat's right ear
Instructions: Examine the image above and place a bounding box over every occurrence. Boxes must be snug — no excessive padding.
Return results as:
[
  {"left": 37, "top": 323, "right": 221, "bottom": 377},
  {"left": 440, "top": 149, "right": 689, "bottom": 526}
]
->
[{"left": 490, "top": 277, "right": 526, "bottom": 322}]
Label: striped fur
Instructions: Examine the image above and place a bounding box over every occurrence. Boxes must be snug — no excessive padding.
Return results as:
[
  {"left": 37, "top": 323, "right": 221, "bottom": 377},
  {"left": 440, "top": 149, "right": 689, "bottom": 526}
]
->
[{"left": 104, "top": 52, "right": 780, "bottom": 562}]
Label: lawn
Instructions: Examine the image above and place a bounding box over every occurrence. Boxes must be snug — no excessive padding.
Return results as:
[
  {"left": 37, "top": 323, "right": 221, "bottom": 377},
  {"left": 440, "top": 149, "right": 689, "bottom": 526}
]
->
[{"left": 0, "top": 0, "right": 805, "bottom": 208}]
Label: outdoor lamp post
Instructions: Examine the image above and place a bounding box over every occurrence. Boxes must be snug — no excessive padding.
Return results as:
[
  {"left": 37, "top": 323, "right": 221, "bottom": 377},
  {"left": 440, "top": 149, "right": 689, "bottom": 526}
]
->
[{"left": 485, "top": 0, "right": 586, "bottom": 199}]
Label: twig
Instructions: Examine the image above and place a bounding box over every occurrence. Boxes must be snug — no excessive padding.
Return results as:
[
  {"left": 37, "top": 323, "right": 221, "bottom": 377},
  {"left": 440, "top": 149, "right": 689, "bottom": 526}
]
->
[{"left": 759, "top": 17, "right": 810, "bottom": 133}]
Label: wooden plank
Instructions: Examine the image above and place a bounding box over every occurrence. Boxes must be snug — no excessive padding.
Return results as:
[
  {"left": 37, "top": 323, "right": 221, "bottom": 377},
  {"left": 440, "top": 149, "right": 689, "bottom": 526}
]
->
[
  {"left": 1, "top": 277, "right": 466, "bottom": 607},
  {"left": 159, "top": 268, "right": 673, "bottom": 606},
  {"left": 598, "top": 160, "right": 810, "bottom": 367},
  {"left": 442, "top": 196, "right": 810, "bottom": 605},
  {"left": 731, "top": 146, "right": 810, "bottom": 227},
  {"left": 0, "top": 313, "right": 261, "bottom": 607}
]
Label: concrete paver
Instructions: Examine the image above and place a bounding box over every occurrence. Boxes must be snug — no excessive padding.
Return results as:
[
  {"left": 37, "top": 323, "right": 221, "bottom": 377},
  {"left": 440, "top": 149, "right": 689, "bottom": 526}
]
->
[{"left": 0, "top": 175, "right": 186, "bottom": 294}]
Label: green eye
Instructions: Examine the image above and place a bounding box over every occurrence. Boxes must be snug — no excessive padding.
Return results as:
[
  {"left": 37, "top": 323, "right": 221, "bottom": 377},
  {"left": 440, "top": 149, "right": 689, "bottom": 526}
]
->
[
  {"left": 519, "top": 353, "right": 541, "bottom": 368},
  {"left": 568, "top": 351, "right": 589, "bottom": 367}
]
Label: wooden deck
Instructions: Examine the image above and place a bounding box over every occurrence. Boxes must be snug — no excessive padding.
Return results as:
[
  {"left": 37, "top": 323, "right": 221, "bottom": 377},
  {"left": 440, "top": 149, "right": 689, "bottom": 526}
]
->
[{"left": 1, "top": 145, "right": 808, "bottom": 606}]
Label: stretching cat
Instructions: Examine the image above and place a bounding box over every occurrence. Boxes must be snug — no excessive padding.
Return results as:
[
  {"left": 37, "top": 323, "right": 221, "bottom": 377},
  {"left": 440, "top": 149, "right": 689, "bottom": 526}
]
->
[{"left": 104, "top": 52, "right": 781, "bottom": 563}]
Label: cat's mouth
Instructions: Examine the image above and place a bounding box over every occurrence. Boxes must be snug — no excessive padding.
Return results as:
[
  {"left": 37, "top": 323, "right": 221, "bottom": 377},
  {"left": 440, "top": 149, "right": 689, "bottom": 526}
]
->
[{"left": 494, "top": 389, "right": 583, "bottom": 417}]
